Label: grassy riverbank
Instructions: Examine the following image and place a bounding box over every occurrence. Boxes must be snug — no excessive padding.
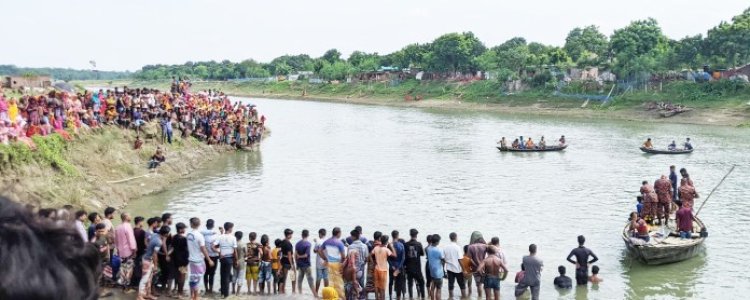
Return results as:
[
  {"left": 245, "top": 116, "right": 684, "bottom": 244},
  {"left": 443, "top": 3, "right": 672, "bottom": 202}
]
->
[
  {"left": 85, "top": 79, "right": 750, "bottom": 126},
  {"left": 0, "top": 126, "right": 241, "bottom": 210}
]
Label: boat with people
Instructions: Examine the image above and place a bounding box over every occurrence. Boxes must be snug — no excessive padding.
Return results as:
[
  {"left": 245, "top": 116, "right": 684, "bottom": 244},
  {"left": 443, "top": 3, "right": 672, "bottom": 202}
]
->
[
  {"left": 641, "top": 137, "right": 694, "bottom": 154},
  {"left": 498, "top": 144, "right": 568, "bottom": 152},
  {"left": 640, "top": 147, "right": 694, "bottom": 154},
  {"left": 621, "top": 216, "right": 706, "bottom": 265},
  {"left": 497, "top": 135, "right": 567, "bottom": 152}
]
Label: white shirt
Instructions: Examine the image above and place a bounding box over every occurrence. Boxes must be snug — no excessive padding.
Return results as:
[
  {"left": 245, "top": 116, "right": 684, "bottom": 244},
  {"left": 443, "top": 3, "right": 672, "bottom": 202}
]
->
[
  {"left": 187, "top": 229, "right": 206, "bottom": 263},
  {"left": 443, "top": 242, "right": 463, "bottom": 273},
  {"left": 75, "top": 220, "right": 87, "bottom": 242},
  {"left": 213, "top": 233, "right": 237, "bottom": 257}
]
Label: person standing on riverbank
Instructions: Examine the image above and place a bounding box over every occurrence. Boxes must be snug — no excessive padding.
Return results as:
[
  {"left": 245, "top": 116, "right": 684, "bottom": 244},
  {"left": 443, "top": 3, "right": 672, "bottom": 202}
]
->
[
  {"left": 566, "top": 236, "right": 598, "bottom": 286},
  {"left": 202, "top": 219, "right": 220, "bottom": 294},
  {"left": 139, "top": 225, "right": 168, "bottom": 300},
  {"left": 404, "top": 229, "right": 425, "bottom": 300},
  {"left": 467, "top": 232, "right": 487, "bottom": 298},
  {"left": 373, "top": 235, "right": 394, "bottom": 300},
  {"left": 114, "top": 212, "right": 137, "bottom": 290},
  {"left": 213, "top": 222, "right": 238, "bottom": 298},
  {"left": 187, "top": 217, "right": 212, "bottom": 300},
  {"left": 389, "top": 230, "right": 406, "bottom": 300},
  {"left": 515, "top": 244, "right": 543, "bottom": 300},
  {"left": 322, "top": 227, "right": 347, "bottom": 298},
  {"left": 444, "top": 232, "right": 466, "bottom": 299},
  {"left": 347, "top": 229, "right": 369, "bottom": 300},
  {"left": 426, "top": 234, "right": 444, "bottom": 300},
  {"left": 246, "top": 232, "right": 261, "bottom": 295},
  {"left": 296, "top": 229, "right": 316, "bottom": 296},
  {"left": 279, "top": 229, "right": 295, "bottom": 294},
  {"left": 314, "top": 228, "right": 329, "bottom": 297}
]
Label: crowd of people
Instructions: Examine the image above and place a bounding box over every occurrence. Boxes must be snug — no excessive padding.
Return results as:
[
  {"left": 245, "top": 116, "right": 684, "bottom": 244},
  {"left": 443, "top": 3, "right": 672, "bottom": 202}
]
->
[
  {"left": 629, "top": 165, "right": 700, "bottom": 243},
  {"left": 497, "top": 135, "right": 566, "bottom": 150},
  {"left": 0, "top": 79, "right": 267, "bottom": 152},
  {"left": 0, "top": 196, "right": 609, "bottom": 300}
]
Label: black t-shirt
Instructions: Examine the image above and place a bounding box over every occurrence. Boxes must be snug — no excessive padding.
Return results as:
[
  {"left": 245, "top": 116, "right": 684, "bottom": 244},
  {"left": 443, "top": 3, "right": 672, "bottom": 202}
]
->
[
  {"left": 134, "top": 228, "right": 146, "bottom": 257},
  {"left": 280, "top": 240, "right": 294, "bottom": 267},
  {"left": 554, "top": 275, "right": 572, "bottom": 289},
  {"left": 171, "top": 234, "right": 189, "bottom": 267},
  {"left": 567, "top": 246, "right": 597, "bottom": 269},
  {"left": 404, "top": 239, "right": 424, "bottom": 273}
]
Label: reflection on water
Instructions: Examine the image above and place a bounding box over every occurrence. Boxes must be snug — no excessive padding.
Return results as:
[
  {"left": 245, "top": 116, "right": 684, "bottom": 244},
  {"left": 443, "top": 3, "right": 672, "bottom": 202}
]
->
[
  {"left": 128, "top": 97, "right": 750, "bottom": 299},
  {"left": 622, "top": 249, "right": 706, "bottom": 299}
]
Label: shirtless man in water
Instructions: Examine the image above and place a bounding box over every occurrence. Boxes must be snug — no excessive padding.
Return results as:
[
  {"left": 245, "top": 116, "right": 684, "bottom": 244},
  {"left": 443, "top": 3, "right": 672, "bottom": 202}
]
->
[{"left": 477, "top": 246, "right": 508, "bottom": 300}]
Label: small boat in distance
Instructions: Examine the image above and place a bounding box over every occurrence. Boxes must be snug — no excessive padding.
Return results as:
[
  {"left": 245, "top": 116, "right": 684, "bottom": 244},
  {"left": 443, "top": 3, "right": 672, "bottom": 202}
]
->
[
  {"left": 497, "top": 144, "right": 568, "bottom": 152},
  {"left": 622, "top": 217, "right": 706, "bottom": 265},
  {"left": 640, "top": 147, "right": 694, "bottom": 154}
]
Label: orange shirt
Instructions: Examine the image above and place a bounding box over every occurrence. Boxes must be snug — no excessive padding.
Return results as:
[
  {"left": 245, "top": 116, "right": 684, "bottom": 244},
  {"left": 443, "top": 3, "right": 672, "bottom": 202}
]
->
[{"left": 372, "top": 246, "right": 392, "bottom": 272}]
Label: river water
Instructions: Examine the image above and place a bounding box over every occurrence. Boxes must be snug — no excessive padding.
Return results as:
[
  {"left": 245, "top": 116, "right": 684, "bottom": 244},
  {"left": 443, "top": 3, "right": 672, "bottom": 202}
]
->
[{"left": 128, "top": 97, "right": 750, "bottom": 299}]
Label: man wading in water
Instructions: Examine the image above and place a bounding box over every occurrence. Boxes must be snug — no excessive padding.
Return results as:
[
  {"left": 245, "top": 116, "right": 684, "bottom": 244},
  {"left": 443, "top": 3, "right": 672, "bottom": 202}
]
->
[
  {"left": 476, "top": 246, "right": 508, "bottom": 300},
  {"left": 565, "top": 235, "right": 598, "bottom": 286}
]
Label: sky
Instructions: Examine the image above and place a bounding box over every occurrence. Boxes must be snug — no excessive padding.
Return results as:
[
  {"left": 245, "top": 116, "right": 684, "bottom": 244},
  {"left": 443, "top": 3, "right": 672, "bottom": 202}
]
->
[{"left": 2, "top": 0, "right": 748, "bottom": 71}]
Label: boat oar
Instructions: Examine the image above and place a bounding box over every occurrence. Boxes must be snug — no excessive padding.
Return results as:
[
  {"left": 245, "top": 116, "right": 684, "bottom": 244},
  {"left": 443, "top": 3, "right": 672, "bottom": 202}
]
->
[{"left": 695, "top": 165, "right": 736, "bottom": 217}]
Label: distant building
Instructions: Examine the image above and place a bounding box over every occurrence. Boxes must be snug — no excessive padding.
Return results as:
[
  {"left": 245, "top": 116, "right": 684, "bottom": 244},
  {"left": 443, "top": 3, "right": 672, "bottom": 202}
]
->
[{"left": 3, "top": 75, "right": 52, "bottom": 89}]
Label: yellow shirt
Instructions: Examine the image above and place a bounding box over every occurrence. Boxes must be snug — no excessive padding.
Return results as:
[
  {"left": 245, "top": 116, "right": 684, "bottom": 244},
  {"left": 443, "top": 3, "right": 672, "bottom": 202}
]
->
[{"left": 271, "top": 248, "right": 280, "bottom": 270}]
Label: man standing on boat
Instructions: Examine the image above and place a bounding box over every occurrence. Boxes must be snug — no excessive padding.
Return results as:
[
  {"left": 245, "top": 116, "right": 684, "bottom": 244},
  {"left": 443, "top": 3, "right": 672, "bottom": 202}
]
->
[
  {"left": 640, "top": 181, "right": 658, "bottom": 223},
  {"left": 654, "top": 175, "right": 673, "bottom": 225},
  {"left": 669, "top": 166, "right": 679, "bottom": 200},
  {"left": 565, "top": 236, "right": 598, "bottom": 286},
  {"left": 679, "top": 178, "right": 698, "bottom": 209}
]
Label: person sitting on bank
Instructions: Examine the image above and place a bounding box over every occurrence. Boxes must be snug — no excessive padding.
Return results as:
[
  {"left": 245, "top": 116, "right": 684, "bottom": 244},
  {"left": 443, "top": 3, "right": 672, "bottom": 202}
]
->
[
  {"left": 643, "top": 138, "right": 653, "bottom": 149},
  {"left": 558, "top": 135, "right": 566, "bottom": 146},
  {"left": 553, "top": 266, "right": 572, "bottom": 289},
  {"left": 684, "top": 137, "right": 693, "bottom": 150},
  {"left": 511, "top": 138, "right": 520, "bottom": 149},
  {"left": 498, "top": 137, "right": 508, "bottom": 149},
  {"left": 588, "top": 266, "right": 602, "bottom": 284},
  {"left": 538, "top": 136, "right": 546, "bottom": 149},
  {"left": 133, "top": 136, "right": 143, "bottom": 150},
  {"left": 668, "top": 140, "right": 677, "bottom": 151},
  {"left": 525, "top": 137, "right": 535, "bottom": 149},
  {"left": 148, "top": 148, "right": 166, "bottom": 169},
  {"left": 676, "top": 200, "right": 694, "bottom": 239}
]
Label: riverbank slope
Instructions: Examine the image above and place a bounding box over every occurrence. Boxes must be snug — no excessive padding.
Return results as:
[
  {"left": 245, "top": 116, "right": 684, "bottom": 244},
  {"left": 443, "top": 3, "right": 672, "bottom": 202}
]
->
[
  {"left": 82, "top": 79, "right": 750, "bottom": 126},
  {"left": 0, "top": 126, "right": 243, "bottom": 210}
]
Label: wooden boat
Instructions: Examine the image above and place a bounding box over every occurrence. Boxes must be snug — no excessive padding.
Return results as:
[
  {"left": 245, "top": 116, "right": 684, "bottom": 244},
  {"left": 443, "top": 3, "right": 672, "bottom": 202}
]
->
[
  {"left": 497, "top": 144, "right": 567, "bottom": 152},
  {"left": 640, "top": 147, "right": 693, "bottom": 154},
  {"left": 622, "top": 217, "right": 706, "bottom": 265}
]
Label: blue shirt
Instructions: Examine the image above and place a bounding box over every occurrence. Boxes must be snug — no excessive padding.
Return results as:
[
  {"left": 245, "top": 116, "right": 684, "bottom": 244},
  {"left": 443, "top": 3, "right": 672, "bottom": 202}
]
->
[
  {"left": 427, "top": 246, "right": 444, "bottom": 279},
  {"left": 144, "top": 232, "right": 162, "bottom": 259},
  {"left": 323, "top": 237, "right": 346, "bottom": 263},
  {"left": 388, "top": 241, "right": 406, "bottom": 270},
  {"left": 295, "top": 240, "right": 312, "bottom": 268},
  {"left": 636, "top": 203, "right": 644, "bottom": 215}
]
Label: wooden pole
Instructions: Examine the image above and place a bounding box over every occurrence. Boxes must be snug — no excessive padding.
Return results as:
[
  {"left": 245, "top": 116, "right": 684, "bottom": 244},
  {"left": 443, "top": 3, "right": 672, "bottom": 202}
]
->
[{"left": 695, "top": 165, "right": 736, "bottom": 217}]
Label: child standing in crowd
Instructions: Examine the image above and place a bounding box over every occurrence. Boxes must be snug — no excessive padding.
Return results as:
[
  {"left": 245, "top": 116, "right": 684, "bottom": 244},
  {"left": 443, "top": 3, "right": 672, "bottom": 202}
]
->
[
  {"left": 259, "top": 235, "right": 273, "bottom": 295},
  {"left": 92, "top": 223, "right": 113, "bottom": 298},
  {"left": 171, "top": 222, "right": 189, "bottom": 298},
  {"left": 245, "top": 232, "right": 262, "bottom": 295},
  {"left": 271, "top": 239, "right": 282, "bottom": 294}
]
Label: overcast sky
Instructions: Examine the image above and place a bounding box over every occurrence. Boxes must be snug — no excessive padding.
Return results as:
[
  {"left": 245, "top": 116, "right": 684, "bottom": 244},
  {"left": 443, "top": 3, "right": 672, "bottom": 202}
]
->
[{"left": 2, "top": 0, "right": 747, "bottom": 71}]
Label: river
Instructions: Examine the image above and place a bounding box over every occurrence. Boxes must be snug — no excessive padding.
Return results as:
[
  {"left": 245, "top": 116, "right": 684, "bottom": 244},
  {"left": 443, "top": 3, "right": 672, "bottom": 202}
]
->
[{"left": 127, "top": 97, "right": 750, "bottom": 299}]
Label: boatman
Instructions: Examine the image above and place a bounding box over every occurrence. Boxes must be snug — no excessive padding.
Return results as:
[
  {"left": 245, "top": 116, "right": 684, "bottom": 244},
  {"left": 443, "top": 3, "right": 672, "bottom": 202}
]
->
[
  {"left": 565, "top": 236, "right": 598, "bottom": 286},
  {"left": 643, "top": 138, "right": 653, "bottom": 149},
  {"left": 498, "top": 137, "right": 508, "bottom": 149},
  {"left": 684, "top": 138, "right": 693, "bottom": 150},
  {"left": 640, "top": 181, "right": 658, "bottom": 223},
  {"left": 654, "top": 175, "right": 673, "bottom": 225}
]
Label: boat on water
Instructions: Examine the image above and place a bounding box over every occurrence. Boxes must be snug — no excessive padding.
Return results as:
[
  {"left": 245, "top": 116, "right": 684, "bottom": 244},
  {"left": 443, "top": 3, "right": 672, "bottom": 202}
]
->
[
  {"left": 497, "top": 144, "right": 568, "bottom": 152},
  {"left": 622, "top": 217, "right": 707, "bottom": 265},
  {"left": 640, "top": 147, "right": 694, "bottom": 154}
]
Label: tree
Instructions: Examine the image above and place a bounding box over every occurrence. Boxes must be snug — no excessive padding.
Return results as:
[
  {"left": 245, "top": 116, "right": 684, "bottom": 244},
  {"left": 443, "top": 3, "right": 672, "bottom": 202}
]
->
[
  {"left": 610, "top": 18, "right": 669, "bottom": 76},
  {"left": 490, "top": 37, "right": 530, "bottom": 73},
  {"left": 322, "top": 49, "right": 342, "bottom": 64},
  {"left": 667, "top": 35, "right": 704, "bottom": 69},
  {"left": 427, "top": 32, "right": 486, "bottom": 72},
  {"left": 564, "top": 25, "right": 609, "bottom": 63},
  {"left": 704, "top": 8, "right": 750, "bottom": 67}
]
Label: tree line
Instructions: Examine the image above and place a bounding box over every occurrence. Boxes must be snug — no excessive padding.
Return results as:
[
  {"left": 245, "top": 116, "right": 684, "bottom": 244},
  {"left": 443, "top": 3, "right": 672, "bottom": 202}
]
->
[
  {"left": 0, "top": 65, "right": 132, "bottom": 81},
  {"left": 125, "top": 7, "right": 745, "bottom": 82}
]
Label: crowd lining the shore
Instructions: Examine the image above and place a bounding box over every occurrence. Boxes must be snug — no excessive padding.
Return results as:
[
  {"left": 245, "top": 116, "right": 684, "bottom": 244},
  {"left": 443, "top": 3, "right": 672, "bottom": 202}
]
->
[
  {"left": 0, "top": 80, "right": 267, "bottom": 154},
  {"left": 1, "top": 196, "right": 609, "bottom": 300}
]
